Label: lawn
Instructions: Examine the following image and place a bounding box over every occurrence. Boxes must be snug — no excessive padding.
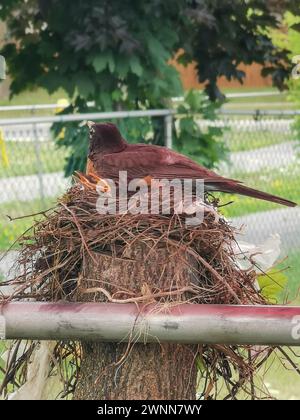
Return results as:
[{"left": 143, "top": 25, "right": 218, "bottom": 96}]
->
[
  {"left": 260, "top": 349, "right": 300, "bottom": 400},
  {"left": 0, "top": 342, "right": 6, "bottom": 386},
  {"left": 282, "top": 251, "right": 300, "bottom": 305},
  {"left": 222, "top": 87, "right": 292, "bottom": 105},
  {"left": 222, "top": 126, "right": 296, "bottom": 153},
  {"left": 0, "top": 88, "right": 68, "bottom": 118},
  {"left": 0, "top": 197, "right": 58, "bottom": 250},
  {"left": 0, "top": 140, "right": 67, "bottom": 178}
]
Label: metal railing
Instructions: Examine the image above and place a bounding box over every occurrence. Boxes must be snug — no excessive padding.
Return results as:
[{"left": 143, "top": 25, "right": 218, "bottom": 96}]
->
[
  {"left": 0, "top": 109, "right": 174, "bottom": 147},
  {"left": 1, "top": 302, "right": 300, "bottom": 345}
]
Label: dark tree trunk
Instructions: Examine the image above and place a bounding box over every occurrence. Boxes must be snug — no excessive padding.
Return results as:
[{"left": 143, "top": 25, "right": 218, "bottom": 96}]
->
[
  {"left": 73, "top": 243, "right": 198, "bottom": 400},
  {"left": 74, "top": 342, "right": 197, "bottom": 400}
]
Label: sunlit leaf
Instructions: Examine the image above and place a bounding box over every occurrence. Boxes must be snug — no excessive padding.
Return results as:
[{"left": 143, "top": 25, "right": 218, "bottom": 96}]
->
[{"left": 257, "top": 270, "right": 288, "bottom": 303}]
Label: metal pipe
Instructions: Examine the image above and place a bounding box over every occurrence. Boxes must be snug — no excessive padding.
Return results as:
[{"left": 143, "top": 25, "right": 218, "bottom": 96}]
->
[
  {"left": 1, "top": 302, "right": 299, "bottom": 345},
  {"left": 1, "top": 109, "right": 299, "bottom": 127}
]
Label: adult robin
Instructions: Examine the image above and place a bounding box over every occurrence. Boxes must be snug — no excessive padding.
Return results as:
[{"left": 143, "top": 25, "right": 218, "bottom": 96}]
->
[{"left": 80, "top": 121, "right": 296, "bottom": 208}]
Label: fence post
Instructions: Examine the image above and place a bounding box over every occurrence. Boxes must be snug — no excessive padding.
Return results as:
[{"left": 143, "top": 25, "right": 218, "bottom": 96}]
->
[{"left": 164, "top": 113, "right": 173, "bottom": 149}]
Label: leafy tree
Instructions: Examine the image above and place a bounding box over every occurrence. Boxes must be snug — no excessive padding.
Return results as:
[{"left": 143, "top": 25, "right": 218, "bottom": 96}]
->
[
  {"left": 1, "top": 0, "right": 299, "bottom": 174},
  {"left": 181, "top": 1, "right": 300, "bottom": 100}
]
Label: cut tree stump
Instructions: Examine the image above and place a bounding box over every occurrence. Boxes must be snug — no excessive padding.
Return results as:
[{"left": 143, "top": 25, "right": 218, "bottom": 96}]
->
[{"left": 73, "top": 243, "right": 198, "bottom": 400}]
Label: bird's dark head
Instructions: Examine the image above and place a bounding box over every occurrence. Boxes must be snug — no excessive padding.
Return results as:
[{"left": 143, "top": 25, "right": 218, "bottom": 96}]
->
[{"left": 87, "top": 122, "right": 127, "bottom": 155}]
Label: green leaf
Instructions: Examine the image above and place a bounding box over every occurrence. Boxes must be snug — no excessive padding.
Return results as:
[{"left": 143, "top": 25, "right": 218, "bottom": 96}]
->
[
  {"left": 257, "top": 270, "right": 288, "bottom": 303},
  {"left": 116, "top": 56, "right": 129, "bottom": 78},
  {"left": 92, "top": 52, "right": 115, "bottom": 73},
  {"left": 147, "top": 35, "right": 168, "bottom": 61},
  {"left": 112, "top": 89, "right": 122, "bottom": 101},
  {"left": 75, "top": 74, "right": 94, "bottom": 98},
  {"left": 107, "top": 52, "right": 115, "bottom": 73},
  {"left": 99, "top": 92, "right": 113, "bottom": 110},
  {"left": 130, "top": 56, "right": 143, "bottom": 77},
  {"left": 195, "top": 355, "right": 206, "bottom": 374},
  {"left": 92, "top": 55, "right": 108, "bottom": 73}
]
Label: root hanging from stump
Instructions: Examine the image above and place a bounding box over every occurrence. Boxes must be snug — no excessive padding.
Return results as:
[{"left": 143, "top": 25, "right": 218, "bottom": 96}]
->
[{"left": 0, "top": 179, "right": 297, "bottom": 400}]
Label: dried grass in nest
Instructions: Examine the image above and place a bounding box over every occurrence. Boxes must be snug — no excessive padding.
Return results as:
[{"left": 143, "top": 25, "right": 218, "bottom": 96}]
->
[{"left": 0, "top": 179, "right": 296, "bottom": 399}]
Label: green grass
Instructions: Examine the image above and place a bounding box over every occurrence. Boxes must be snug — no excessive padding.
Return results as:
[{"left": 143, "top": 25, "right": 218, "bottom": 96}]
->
[
  {"left": 223, "top": 128, "right": 296, "bottom": 153},
  {"left": 282, "top": 251, "right": 300, "bottom": 305},
  {"left": 0, "top": 197, "right": 58, "bottom": 250},
  {"left": 222, "top": 87, "right": 288, "bottom": 100},
  {"left": 0, "top": 140, "right": 67, "bottom": 178},
  {"left": 0, "top": 88, "right": 67, "bottom": 106},
  {"left": 221, "top": 87, "right": 295, "bottom": 110},
  {"left": 260, "top": 350, "right": 300, "bottom": 400},
  {"left": 0, "top": 88, "right": 69, "bottom": 118},
  {"left": 0, "top": 341, "right": 6, "bottom": 385},
  {"left": 222, "top": 87, "right": 281, "bottom": 94}
]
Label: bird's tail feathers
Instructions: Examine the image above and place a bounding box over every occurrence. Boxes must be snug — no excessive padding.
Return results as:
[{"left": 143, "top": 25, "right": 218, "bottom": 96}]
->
[{"left": 207, "top": 182, "right": 297, "bottom": 208}]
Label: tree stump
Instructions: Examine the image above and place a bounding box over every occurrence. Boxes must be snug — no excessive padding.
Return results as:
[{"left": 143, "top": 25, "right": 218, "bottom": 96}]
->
[{"left": 73, "top": 243, "right": 198, "bottom": 400}]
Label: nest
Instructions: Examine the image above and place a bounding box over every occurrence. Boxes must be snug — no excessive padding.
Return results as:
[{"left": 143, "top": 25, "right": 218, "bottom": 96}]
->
[{"left": 0, "top": 178, "right": 297, "bottom": 400}]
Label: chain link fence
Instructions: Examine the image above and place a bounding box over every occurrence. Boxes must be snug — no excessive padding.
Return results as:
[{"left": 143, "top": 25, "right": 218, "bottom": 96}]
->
[
  {"left": 214, "top": 112, "right": 300, "bottom": 254},
  {"left": 0, "top": 110, "right": 299, "bottom": 260}
]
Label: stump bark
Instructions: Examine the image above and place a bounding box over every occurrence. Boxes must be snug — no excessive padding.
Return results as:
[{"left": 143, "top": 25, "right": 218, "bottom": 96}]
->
[{"left": 73, "top": 243, "right": 198, "bottom": 400}]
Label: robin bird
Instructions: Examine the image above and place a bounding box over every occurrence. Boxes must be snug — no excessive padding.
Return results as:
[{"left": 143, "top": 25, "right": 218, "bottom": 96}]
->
[{"left": 81, "top": 121, "right": 296, "bottom": 208}]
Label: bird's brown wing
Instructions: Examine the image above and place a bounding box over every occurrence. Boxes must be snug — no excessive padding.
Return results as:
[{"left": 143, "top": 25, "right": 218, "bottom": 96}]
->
[
  {"left": 98, "top": 144, "right": 236, "bottom": 183},
  {"left": 95, "top": 144, "right": 296, "bottom": 208}
]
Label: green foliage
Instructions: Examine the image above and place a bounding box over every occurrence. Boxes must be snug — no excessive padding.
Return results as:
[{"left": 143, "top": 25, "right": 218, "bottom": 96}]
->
[
  {"left": 1, "top": 0, "right": 299, "bottom": 175},
  {"left": 179, "top": 1, "right": 300, "bottom": 100},
  {"left": 51, "top": 100, "right": 90, "bottom": 176},
  {"left": 257, "top": 270, "right": 288, "bottom": 304},
  {"left": 1, "top": 0, "right": 184, "bottom": 104},
  {"left": 175, "top": 90, "right": 227, "bottom": 168},
  {"left": 270, "top": 11, "right": 300, "bottom": 55},
  {"left": 2, "top": 1, "right": 298, "bottom": 100}
]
